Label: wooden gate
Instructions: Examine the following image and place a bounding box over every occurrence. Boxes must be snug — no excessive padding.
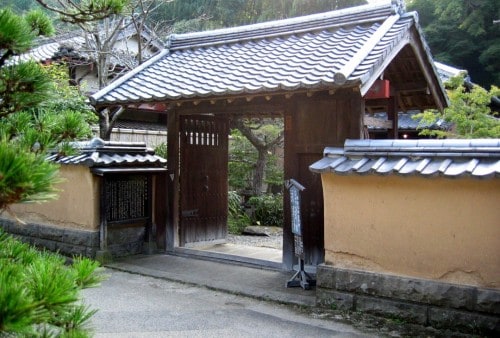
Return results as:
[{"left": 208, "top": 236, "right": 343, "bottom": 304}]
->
[{"left": 179, "top": 115, "right": 229, "bottom": 246}]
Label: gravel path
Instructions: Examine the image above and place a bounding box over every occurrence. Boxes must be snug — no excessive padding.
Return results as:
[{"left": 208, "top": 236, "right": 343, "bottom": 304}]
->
[{"left": 226, "top": 233, "right": 283, "bottom": 250}]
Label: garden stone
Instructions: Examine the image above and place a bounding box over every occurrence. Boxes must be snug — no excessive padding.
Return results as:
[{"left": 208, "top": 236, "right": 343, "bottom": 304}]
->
[{"left": 243, "top": 225, "right": 283, "bottom": 236}]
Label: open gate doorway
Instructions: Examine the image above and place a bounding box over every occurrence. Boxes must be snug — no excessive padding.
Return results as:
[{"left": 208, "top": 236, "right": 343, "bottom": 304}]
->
[
  {"left": 172, "top": 112, "right": 285, "bottom": 268},
  {"left": 165, "top": 93, "right": 360, "bottom": 270}
]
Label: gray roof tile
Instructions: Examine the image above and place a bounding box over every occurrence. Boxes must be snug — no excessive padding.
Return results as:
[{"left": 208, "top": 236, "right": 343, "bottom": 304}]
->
[
  {"left": 366, "top": 111, "right": 449, "bottom": 131},
  {"left": 310, "top": 139, "right": 500, "bottom": 179},
  {"left": 46, "top": 138, "right": 166, "bottom": 168},
  {"left": 12, "top": 24, "right": 162, "bottom": 67},
  {"left": 91, "top": 3, "right": 423, "bottom": 106}
]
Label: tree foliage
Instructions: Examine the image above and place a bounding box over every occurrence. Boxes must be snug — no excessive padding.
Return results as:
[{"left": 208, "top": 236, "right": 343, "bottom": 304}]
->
[
  {"left": 229, "top": 119, "right": 284, "bottom": 195},
  {"left": 35, "top": 0, "right": 128, "bottom": 24},
  {"left": 0, "top": 229, "right": 105, "bottom": 336},
  {"left": 0, "top": 8, "right": 54, "bottom": 118},
  {"left": 33, "top": 0, "right": 165, "bottom": 140},
  {"left": 416, "top": 75, "right": 500, "bottom": 138},
  {"left": 408, "top": 0, "right": 500, "bottom": 88},
  {"left": 0, "top": 8, "right": 61, "bottom": 212},
  {"left": 0, "top": 9, "right": 95, "bottom": 213},
  {"left": 151, "top": 0, "right": 367, "bottom": 33},
  {"left": 1, "top": 65, "right": 97, "bottom": 153},
  {"left": 0, "top": 142, "right": 60, "bottom": 211}
]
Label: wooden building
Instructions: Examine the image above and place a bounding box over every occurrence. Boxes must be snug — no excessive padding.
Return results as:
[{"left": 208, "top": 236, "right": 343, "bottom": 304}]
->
[
  {"left": 90, "top": 1, "right": 447, "bottom": 268},
  {"left": 18, "top": 24, "right": 162, "bottom": 94}
]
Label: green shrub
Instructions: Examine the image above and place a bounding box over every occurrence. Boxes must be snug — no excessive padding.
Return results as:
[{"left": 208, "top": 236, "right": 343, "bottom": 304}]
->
[
  {"left": 227, "top": 191, "right": 250, "bottom": 234},
  {"left": 248, "top": 193, "right": 283, "bottom": 227},
  {"left": 154, "top": 142, "right": 167, "bottom": 158},
  {"left": 0, "top": 229, "right": 105, "bottom": 336}
]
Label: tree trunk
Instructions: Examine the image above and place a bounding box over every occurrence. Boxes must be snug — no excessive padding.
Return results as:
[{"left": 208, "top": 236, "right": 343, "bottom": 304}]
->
[
  {"left": 98, "top": 106, "right": 123, "bottom": 140},
  {"left": 231, "top": 118, "right": 284, "bottom": 196},
  {"left": 252, "top": 147, "right": 267, "bottom": 195}
]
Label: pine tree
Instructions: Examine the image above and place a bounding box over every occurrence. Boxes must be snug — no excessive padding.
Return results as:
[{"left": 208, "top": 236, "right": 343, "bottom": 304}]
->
[
  {"left": 0, "top": 8, "right": 62, "bottom": 212},
  {"left": 0, "top": 8, "right": 54, "bottom": 118},
  {"left": 0, "top": 11, "right": 104, "bottom": 334}
]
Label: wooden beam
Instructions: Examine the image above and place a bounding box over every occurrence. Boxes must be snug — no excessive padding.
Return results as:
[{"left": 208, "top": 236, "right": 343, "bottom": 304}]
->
[
  {"left": 388, "top": 96, "right": 398, "bottom": 138},
  {"left": 396, "top": 91, "right": 408, "bottom": 112},
  {"left": 409, "top": 29, "right": 447, "bottom": 111},
  {"left": 175, "top": 96, "right": 286, "bottom": 115},
  {"left": 365, "top": 98, "right": 390, "bottom": 107},
  {"left": 394, "top": 81, "right": 429, "bottom": 92}
]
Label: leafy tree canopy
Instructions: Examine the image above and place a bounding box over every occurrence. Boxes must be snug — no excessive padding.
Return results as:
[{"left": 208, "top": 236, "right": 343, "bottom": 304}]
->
[
  {"left": 35, "top": 0, "right": 129, "bottom": 24},
  {"left": 416, "top": 75, "right": 500, "bottom": 138},
  {"left": 408, "top": 0, "right": 500, "bottom": 88},
  {"left": 151, "top": 0, "right": 367, "bottom": 33}
]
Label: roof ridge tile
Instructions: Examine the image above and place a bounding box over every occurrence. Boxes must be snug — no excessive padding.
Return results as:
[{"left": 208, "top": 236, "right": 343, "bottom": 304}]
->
[
  {"left": 167, "top": 3, "right": 395, "bottom": 51},
  {"left": 310, "top": 139, "right": 500, "bottom": 179}
]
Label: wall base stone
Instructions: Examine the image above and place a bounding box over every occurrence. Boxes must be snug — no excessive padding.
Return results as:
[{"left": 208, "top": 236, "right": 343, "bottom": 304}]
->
[
  {"left": 0, "top": 219, "right": 149, "bottom": 259},
  {"left": 1, "top": 219, "right": 99, "bottom": 257},
  {"left": 316, "top": 265, "right": 500, "bottom": 335}
]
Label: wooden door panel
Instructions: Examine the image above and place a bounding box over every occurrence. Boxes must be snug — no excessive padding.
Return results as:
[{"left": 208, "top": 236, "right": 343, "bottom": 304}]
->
[{"left": 180, "top": 116, "right": 228, "bottom": 246}]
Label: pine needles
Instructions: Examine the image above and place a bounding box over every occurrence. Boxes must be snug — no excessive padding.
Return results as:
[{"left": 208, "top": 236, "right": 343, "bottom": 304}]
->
[{"left": 0, "top": 229, "right": 106, "bottom": 337}]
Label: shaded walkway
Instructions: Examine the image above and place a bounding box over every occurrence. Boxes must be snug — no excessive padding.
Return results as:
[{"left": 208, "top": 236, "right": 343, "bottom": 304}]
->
[{"left": 106, "top": 253, "right": 315, "bottom": 307}]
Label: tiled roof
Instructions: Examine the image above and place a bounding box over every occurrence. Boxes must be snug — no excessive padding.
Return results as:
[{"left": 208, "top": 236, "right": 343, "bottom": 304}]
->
[
  {"left": 13, "top": 24, "right": 161, "bottom": 65},
  {"left": 309, "top": 139, "right": 500, "bottom": 178},
  {"left": 91, "top": 2, "right": 434, "bottom": 106},
  {"left": 434, "top": 61, "right": 467, "bottom": 83},
  {"left": 366, "top": 111, "right": 448, "bottom": 130},
  {"left": 12, "top": 35, "right": 86, "bottom": 64},
  {"left": 46, "top": 138, "right": 166, "bottom": 167}
]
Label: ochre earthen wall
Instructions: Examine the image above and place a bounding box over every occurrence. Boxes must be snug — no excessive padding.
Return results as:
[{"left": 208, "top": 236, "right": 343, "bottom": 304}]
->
[
  {"left": 10, "top": 165, "right": 100, "bottom": 230},
  {"left": 321, "top": 174, "right": 500, "bottom": 289}
]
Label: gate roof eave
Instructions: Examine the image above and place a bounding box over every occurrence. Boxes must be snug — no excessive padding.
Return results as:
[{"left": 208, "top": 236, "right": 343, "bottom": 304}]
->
[{"left": 90, "top": 2, "right": 446, "bottom": 113}]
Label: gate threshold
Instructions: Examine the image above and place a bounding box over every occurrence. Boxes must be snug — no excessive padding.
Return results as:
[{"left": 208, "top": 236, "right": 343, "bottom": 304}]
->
[{"left": 173, "top": 244, "right": 283, "bottom": 270}]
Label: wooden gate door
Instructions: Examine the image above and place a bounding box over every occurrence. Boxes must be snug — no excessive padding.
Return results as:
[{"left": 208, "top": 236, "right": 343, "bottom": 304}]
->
[{"left": 179, "top": 115, "right": 229, "bottom": 246}]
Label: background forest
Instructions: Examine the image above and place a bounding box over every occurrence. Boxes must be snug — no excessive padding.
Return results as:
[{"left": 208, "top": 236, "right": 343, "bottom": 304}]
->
[{"left": 2, "top": 0, "right": 498, "bottom": 88}]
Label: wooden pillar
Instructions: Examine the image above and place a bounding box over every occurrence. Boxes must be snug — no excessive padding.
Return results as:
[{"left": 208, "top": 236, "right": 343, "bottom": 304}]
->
[
  {"left": 283, "top": 91, "right": 364, "bottom": 270},
  {"left": 283, "top": 110, "right": 295, "bottom": 270},
  {"left": 154, "top": 173, "right": 168, "bottom": 251},
  {"left": 387, "top": 96, "right": 398, "bottom": 139},
  {"left": 166, "top": 109, "right": 180, "bottom": 251}
]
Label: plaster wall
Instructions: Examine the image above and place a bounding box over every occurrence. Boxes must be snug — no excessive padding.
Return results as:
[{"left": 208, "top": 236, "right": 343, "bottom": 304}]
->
[
  {"left": 10, "top": 165, "right": 100, "bottom": 230},
  {"left": 322, "top": 174, "right": 500, "bottom": 289},
  {"left": 75, "top": 65, "right": 99, "bottom": 93},
  {"left": 114, "top": 38, "right": 139, "bottom": 53}
]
